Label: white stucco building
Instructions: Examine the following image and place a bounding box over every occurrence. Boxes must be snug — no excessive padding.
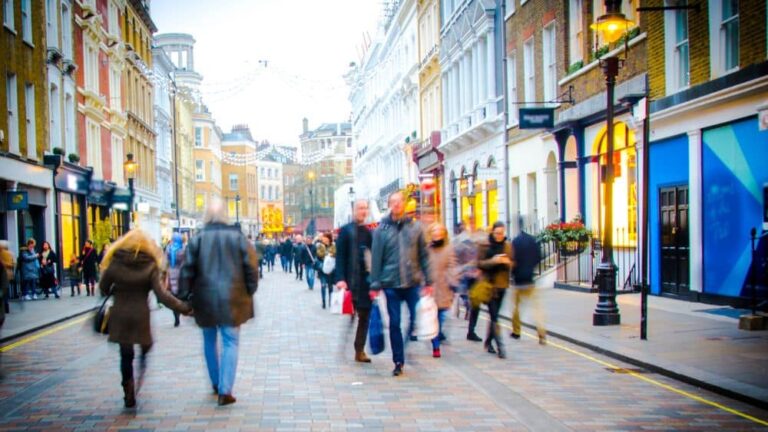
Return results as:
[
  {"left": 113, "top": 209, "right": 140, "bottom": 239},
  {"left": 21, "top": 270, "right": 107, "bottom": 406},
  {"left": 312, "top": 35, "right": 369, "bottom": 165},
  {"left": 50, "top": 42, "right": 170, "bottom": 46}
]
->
[
  {"left": 152, "top": 46, "right": 176, "bottom": 242},
  {"left": 347, "top": 0, "right": 420, "bottom": 210},
  {"left": 439, "top": 0, "right": 506, "bottom": 231}
]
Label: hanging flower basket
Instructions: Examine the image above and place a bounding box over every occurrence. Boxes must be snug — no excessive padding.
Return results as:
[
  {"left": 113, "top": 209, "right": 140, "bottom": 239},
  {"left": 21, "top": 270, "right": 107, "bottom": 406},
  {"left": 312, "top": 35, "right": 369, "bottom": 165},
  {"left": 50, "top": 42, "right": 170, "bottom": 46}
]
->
[{"left": 537, "top": 217, "right": 593, "bottom": 257}]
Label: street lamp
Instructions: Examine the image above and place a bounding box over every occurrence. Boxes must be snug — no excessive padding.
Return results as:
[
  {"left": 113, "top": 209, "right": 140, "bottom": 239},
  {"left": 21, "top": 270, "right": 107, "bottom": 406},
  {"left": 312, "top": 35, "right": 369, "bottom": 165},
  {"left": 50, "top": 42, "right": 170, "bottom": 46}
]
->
[
  {"left": 591, "top": 0, "right": 633, "bottom": 326},
  {"left": 124, "top": 153, "right": 138, "bottom": 230},
  {"left": 308, "top": 170, "right": 316, "bottom": 235},
  {"left": 348, "top": 186, "right": 355, "bottom": 223},
  {"left": 235, "top": 193, "right": 241, "bottom": 227}
]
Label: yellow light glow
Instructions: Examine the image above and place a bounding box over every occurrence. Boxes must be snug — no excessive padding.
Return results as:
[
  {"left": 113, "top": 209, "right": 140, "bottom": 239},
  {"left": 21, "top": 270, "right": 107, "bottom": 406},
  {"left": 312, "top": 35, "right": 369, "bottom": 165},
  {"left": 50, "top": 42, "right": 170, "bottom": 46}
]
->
[{"left": 590, "top": 13, "right": 634, "bottom": 44}]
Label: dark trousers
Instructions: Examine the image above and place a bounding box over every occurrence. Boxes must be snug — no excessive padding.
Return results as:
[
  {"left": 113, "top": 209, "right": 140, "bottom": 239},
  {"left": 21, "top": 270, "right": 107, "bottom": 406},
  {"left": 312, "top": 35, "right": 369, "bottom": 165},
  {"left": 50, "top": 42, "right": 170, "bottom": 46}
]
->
[
  {"left": 468, "top": 306, "right": 480, "bottom": 335},
  {"left": 295, "top": 261, "right": 303, "bottom": 279},
  {"left": 485, "top": 288, "right": 506, "bottom": 349},
  {"left": 354, "top": 306, "right": 371, "bottom": 354},
  {"left": 119, "top": 344, "right": 150, "bottom": 383},
  {"left": 320, "top": 273, "right": 332, "bottom": 307},
  {"left": 384, "top": 287, "right": 420, "bottom": 365}
]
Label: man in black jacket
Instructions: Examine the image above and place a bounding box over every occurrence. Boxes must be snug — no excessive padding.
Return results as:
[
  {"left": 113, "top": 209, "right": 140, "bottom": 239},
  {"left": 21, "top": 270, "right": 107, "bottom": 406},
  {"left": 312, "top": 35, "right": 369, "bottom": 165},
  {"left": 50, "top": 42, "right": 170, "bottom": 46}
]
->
[
  {"left": 509, "top": 225, "right": 545, "bottom": 344},
  {"left": 179, "top": 198, "right": 259, "bottom": 406},
  {"left": 293, "top": 235, "right": 304, "bottom": 280},
  {"left": 370, "top": 191, "right": 431, "bottom": 377},
  {"left": 336, "top": 199, "right": 373, "bottom": 363}
]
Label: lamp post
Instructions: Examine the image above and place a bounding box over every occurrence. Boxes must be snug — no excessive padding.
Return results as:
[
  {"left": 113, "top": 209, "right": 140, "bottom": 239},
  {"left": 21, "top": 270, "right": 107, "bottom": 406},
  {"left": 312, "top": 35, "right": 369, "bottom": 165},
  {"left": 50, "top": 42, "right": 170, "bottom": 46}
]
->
[
  {"left": 591, "top": 0, "right": 633, "bottom": 326},
  {"left": 169, "top": 72, "right": 181, "bottom": 232},
  {"left": 124, "top": 153, "right": 138, "bottom": 232},
  {"left": 348, "top": 186, "right": 355, "bottom": 223},
  {"left": 308, "top": 170, "right": 316, "bottom": 235},
  {"left": 235, "top": 193, "right": 241, "bottom": 227}
]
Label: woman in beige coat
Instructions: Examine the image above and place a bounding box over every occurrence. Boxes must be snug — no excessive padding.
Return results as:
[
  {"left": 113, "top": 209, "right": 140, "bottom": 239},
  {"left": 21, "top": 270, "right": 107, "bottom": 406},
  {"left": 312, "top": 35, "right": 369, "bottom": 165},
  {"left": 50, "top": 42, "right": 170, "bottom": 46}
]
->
[
  {"left": 99, "top": 229, "right": 191, "bottom": 408},
  {"left": 426, "top": 223, "right": 459, "bottom": 358}
]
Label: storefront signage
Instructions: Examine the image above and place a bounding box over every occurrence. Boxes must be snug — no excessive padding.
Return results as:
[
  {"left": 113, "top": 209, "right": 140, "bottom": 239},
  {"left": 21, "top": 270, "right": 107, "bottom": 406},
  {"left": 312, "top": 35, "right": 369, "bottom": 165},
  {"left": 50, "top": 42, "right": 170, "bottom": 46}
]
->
[
  {"left": 54, "top": 171, "right": 89, "bottom": 194},
  {"left": 6, "top": 191, "right": 29, "bottom": 210},
  {"left": 137, "top": 202, "right": 151, "bottom": 213},
  {"left": 417, "top": 150, "right": 441, "bottom": 172},
  {"left": 519, "top": 108, "right": 555, "bottom": 129}
]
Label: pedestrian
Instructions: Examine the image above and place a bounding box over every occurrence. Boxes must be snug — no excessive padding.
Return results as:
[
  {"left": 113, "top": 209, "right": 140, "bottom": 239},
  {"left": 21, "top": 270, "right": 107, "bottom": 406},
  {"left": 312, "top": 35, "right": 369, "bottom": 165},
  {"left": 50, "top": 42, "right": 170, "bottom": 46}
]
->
[
  {"left": 178, "top": 198, "right": 259, "bottom": 406},
  {"left": 370, "top": 191, "right": 432, "bottom": 377},
  {"left": 0, "top": 244, "right": 9, "bottom": 327},
  {"left": 19, "top": 239, "right": 40, "bottom": 300},
  {"left": 426, "top": 223, "right": 458, "bottom": 358},
  {"left": 254, "top": 236, "right": 266, "bottom": 279},
  {"left": 0, "top": 241, "right": 15, "bottom": 310},
  {"left": 38, "top": 241, "right": 60, "bottom": 299},
  {"left": 477, "top": 221, "right": 514, "bottom": 359},
  {"left": 316, "top": 233, "right": 335, "bottom": 308},
  {"left": 453, "top": 217, "right": 487, "bottom": 341},
  {"left": 68, "top": 254, "right": 81, "bottom": 296},
  {"left": 165, "top": 232, "right": 185, "bottom": 327},
  {"left": 79, "top": 240, "right": 98, "bottom": 296},
  {"left": 293, "top": 235, "right": 304, "bottom": 280},
  {"left": 98, "top": 229, "right": 192, "bottom": 408},
  {"left": 301, "top": 236, "right": 318, "bottom": 290},
  {"left": 509, "top": 223, "right": 545, "bottom": 344},
  {"left": 281, "top": 237, "right": 292, "bottom": 272},
  {"left": 336, "top": 199, "right": 373, "bottom": 362},
  {"left": 266, "top": 240, "right": 276, "bottom": 272}
]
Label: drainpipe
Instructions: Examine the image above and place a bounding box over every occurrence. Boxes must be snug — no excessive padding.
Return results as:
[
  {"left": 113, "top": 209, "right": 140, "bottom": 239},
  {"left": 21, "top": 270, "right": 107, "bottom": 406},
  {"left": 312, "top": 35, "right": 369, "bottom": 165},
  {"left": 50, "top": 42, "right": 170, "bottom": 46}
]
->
[{"left": 499, "top": 0, "right": 511, "bottom": 231}]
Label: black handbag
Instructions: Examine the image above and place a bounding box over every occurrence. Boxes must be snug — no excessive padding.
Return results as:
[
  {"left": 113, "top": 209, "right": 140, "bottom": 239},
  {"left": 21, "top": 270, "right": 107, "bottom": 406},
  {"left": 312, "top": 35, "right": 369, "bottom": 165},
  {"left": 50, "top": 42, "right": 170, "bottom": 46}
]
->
[{"left": 93, "top": 285, "right": 114, "bottom": 335}]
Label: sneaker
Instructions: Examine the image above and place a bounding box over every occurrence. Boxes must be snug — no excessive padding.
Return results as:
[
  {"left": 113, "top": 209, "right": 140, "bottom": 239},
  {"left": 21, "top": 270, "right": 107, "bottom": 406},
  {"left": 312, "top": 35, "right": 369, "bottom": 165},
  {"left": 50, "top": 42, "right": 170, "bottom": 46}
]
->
[
  {"left": 510, "top": 332, "right": 521, "bottom": 340},
  {"left": 24, "top": 295, "right": 32, "bottom": 301},
  {"left": 467, "top": 333, "right": 482, "bottom": 342},
  {"left": 392, "top": 363, "right": 404, "bottom": 376},
  {"left": 432, "top": 348, "right": 441, "bottom": 358},
  {"left": 32, "top": 294, "right": 38, "bottom": 300}
]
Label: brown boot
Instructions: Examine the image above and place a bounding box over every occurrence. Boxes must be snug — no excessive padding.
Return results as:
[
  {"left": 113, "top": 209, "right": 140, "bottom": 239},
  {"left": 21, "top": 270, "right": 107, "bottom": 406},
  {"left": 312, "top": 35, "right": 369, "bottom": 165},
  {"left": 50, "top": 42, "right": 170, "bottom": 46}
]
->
[
  {"left": 122, "top": 380, "right": 136, "bottom": 408},
  {"left": 355, "top": 352, "right": 372, "bottom": 363}
]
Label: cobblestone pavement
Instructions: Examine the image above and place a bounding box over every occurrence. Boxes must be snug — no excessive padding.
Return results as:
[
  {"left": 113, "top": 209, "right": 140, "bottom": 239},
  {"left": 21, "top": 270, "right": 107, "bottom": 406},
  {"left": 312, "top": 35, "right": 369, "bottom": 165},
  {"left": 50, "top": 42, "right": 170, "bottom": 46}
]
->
[{"left": 1, "top": 269, "right": 767, "bottom": 431}]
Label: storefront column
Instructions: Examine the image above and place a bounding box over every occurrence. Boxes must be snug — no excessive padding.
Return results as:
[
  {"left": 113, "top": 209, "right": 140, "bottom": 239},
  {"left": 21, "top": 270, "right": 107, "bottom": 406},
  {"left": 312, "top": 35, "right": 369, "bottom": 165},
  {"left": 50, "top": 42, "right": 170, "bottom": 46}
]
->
[{"left": 687, "top": 130, "right": 703, "bottom": 293}]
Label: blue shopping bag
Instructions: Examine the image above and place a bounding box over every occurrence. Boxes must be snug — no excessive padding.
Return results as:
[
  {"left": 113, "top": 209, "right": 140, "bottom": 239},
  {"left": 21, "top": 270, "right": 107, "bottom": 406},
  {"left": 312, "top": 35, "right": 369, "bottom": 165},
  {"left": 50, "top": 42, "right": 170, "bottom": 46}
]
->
[{"left": 368, "top": 299, "right": 385, "bottom": 355}]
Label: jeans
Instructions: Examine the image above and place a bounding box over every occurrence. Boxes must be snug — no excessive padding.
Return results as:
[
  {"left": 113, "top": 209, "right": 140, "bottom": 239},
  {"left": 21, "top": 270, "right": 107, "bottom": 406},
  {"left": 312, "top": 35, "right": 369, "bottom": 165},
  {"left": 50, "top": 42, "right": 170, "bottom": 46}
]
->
[
  {"left": 22, "top": 279, "right": 37, "bottom": 298},
  {"left": 202, "top": 326, "right": 240, "bottom": 396},
  {"left": 320, "top": 274, "right": 332, "bottom": 307},
  {"left": 431, "top": 308, "right": 449, "bottom": 350},
  {"left": 485, "top": 288, "right": 506, "bottom": 349},
  {"left": 280, "top": 255, "right": 288, "bottom": 272},
  {"left": 120, "top": 344, "right": 150, "bottom": 383},
  {"left": 384, "top": 287, "right": 420, "bottom": 365},
  {"left": 306, "top": 266, "right": 315, "bottom": 290},
  {"left": 354, "top": 306, "right": 371, "bottom": 353}
]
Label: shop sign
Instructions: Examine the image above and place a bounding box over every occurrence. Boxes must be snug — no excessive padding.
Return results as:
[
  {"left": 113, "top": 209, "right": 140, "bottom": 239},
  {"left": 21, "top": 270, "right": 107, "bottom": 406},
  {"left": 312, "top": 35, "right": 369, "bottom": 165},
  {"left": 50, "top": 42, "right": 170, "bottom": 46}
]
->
[
  {"left": 519, "top": 108, "right": 555, "bottom": 129},
  {"left": 55, "top": 172, "right": 89, "bottom": 194},
  {"left": 418, "top": 150, "right": 441, "bottom": 172},
  {"left": 6, "top": 191, "right": 29, "bottom": 210}
]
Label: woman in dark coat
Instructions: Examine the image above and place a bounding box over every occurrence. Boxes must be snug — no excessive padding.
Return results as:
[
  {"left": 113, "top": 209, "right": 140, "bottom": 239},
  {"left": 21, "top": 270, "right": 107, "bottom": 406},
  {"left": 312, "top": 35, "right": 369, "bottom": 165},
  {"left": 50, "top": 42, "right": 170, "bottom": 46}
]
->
[
  {"left": 79, "top": 240, "right": 98, "bottom": 296},
  {"left": 477, "top": 221, "right": 514, "bottom": 359},
  {"left": 38, "top": 241, "right": 59, "bottom": 299},
  {"left": 99, "top": 229, "right": 191, "bottom": 408}
]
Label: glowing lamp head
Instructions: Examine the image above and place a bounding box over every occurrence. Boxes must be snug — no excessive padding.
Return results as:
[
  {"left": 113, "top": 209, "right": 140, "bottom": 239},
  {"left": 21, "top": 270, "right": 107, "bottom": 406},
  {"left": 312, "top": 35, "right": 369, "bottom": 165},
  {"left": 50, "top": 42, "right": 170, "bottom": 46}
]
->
[
  {"left": 590, "top": 12, "right": 634, "bottom": 44},
  {"left": 124, "top": 153, "right": 138, "bottom": 180}
]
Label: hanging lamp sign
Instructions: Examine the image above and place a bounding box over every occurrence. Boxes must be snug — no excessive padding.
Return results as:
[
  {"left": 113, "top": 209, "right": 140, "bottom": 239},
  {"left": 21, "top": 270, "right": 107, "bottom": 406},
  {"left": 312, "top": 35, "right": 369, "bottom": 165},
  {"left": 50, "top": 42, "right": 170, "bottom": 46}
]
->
[{"left": 519, "top": 108, "right": 555, "bottom": 129}]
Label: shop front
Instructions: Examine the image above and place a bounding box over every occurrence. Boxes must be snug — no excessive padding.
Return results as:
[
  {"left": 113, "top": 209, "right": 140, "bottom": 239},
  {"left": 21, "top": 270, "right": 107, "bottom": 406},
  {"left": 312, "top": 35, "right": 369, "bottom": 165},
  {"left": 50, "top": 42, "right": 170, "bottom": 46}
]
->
[
  {"left": 413, "top": 131, "right": 444, "bottom": 226},
  {"left": 47, "top": 155, "right": 91, "bottom": 276}
]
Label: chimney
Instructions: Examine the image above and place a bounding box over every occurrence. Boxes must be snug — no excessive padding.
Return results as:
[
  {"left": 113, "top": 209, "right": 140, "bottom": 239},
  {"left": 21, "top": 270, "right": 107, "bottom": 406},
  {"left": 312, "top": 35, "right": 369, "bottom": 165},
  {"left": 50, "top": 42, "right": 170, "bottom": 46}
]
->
[{"left": 302, "top": 118, "right": 309, "bottom": 134}]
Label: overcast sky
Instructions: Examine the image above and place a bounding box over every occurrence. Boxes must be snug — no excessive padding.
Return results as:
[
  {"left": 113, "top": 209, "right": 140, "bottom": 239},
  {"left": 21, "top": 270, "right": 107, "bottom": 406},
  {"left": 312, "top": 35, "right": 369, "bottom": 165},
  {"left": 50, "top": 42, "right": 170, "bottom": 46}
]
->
[{"left": 151, "top": 0, "right": 380, "bottom": 146}]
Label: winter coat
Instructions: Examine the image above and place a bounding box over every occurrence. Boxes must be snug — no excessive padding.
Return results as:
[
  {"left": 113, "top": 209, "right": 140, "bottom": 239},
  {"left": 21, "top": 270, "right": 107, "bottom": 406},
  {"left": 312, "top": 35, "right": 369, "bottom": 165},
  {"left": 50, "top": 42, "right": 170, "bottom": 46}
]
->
[
  {"left": 370, "top": 215, "right": 431, "bottom": 290},
  {"left": 99, "top": 250, "right": 191, "bottom": 346},
  {"left": 165, "top": 246, "right": 185, "bottom": 295},
  {"left": 511, "top": 231, "right": 541, "bottom": 285},
  {"left": 428, "top": 241, "right": 459, "bottom": 309},
  {"left": 179, "top": 223, "right": 259, "bottom": 327},
  {"left": 39, "top": 249, "right": 58, "bottom": 289},
  {"left": 300, "top": 243, "right": 317, "bottom": 266},
  {"left": 0, "top": 249, "right": 15, "bottom": 281},
  {"left": 19, "top": 249, "right": 40, "bottom": 281},
  {"left": 478, "top": 235, "right": 513, "bottom": 289},
  {"left": 80, "top": 246, "right": 98, "bottom": 279},
  {"left": 335, "top": 222, "right": 373, "bottom": 309}
]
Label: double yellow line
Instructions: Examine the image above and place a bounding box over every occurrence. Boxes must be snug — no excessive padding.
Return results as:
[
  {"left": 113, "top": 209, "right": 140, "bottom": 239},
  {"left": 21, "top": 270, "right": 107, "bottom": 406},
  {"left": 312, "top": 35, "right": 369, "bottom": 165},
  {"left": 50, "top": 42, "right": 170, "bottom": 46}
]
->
[
  {"left": 493, "top": 320, "right": 768, "bottom": 427},
  {"left": 0, "top": 314, "right": 92, "bottom": 353}
]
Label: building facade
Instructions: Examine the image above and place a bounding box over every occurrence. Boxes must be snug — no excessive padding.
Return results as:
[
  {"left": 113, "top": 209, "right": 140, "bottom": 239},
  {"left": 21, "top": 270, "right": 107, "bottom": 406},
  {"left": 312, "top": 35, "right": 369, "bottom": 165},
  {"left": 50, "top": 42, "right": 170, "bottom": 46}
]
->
[
  {"left": 348, "top": 0, "right": 420, "bottom": 212},
  {"left": 1, "top": 0, "right": 56, "bottom": 264},
  {"left": 193, "top": 105, "right": 222, "bottom": 219},
  {"left": 644, "top": 0, "right": 768, "bottom": 303},
  {"left": 439, "top": 0, "right": 506, "bottom": 232},
  {"left": 221, "top": 125, "right": 259, "bottom": 235},
  {"left": 256, "top": 158, "right": 283, "bottom": 237},
  {"left": 297, "top": 119, "right": 353, "bottom": 234},
  {"left": 151, "top": 44, "right": 175, "bottom": 242}
]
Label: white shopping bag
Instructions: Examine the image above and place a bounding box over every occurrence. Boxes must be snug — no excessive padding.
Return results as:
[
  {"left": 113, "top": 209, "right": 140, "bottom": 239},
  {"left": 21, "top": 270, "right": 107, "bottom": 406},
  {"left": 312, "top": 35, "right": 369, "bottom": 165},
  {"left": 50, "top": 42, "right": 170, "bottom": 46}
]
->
[
  {"left": 375, "top": 290, "right": 389, "bottom": 329},
  {"left": 330, "top": 288, "right": 343, "bottom": 314},
  {"left": 414, "top": 295, "right": 439, "bottom": 340}
]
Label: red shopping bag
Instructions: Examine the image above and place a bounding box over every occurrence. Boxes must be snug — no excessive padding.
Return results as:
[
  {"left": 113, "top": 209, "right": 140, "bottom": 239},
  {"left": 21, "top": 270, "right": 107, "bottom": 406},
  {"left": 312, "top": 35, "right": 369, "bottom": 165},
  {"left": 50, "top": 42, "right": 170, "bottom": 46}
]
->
[{"left": 342, "top": 289, "right": 354, "bottom": 315}]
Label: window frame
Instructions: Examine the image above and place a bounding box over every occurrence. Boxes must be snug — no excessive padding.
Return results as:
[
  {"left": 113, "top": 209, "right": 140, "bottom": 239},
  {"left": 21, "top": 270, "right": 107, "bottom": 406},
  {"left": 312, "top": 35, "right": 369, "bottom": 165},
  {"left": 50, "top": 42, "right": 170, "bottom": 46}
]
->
[
  {"left": 24, "top": 83, "right": 36, "bottom": 159},
  {"left": 664, "top": 1, "right": 690, "bottom": 94},
  {"left": 568, "top": 0, "right": 584, "bottom": 67},
  {"left": 3, "top": 0, "right": 14, "bottom": 32},
  {"left": 21, "top": 0, "right": 32, "bottom": 44},
  {"left": 523, "top": 37, "right": 536, "bottom": 106},
  {"left": 506, "top": 51, "right": 518, "bottom": 126},
  {"left": 195, "top": 160, "right": 204, "bottom": 181},
  {"left": 542, "top": 22, "right": 558, "bottom": 106},
  {"left": 6, "top": 74, "right": 19, "bottom": 154}
]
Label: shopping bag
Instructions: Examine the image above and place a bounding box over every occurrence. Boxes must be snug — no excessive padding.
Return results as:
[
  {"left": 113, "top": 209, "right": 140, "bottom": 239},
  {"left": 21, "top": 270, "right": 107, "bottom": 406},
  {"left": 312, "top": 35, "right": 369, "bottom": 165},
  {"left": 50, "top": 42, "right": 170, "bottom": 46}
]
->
[
  {"left": 368, "top": 299, "right": 385, "bottom": 355},
  {"left": 93, "top": 293, "right": 113, "bottom": 335},
  {"left": 468, "top": 278, "right": 494, "bottom": 309},
  {"left": 414, "top": 295, "right": 439, "bottom": 340},
  {"left": 322, "top": 255, "right": 336, "bottom": 275},
  {"left": 330, "top": 288, "right": 343, "bottom": 314},
  {"left": 342, "top": 289, "right": 354, "bottom": 315}
]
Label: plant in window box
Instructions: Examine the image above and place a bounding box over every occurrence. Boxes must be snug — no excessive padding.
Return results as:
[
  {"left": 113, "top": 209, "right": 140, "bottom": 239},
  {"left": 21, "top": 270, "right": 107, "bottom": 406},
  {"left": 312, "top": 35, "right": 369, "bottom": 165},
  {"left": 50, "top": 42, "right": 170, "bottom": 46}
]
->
[
  {"left": 538, "top": 216, "right": 592, "bottom": 257},
  {"left": 68, "top": 153, "right": 80, "bottom": 163},
  {"left": 52, "top": 147, "right": 65, "bottom": 156},
  {"left": 567, "top": 60, "right": 584, "bottom": 75}
]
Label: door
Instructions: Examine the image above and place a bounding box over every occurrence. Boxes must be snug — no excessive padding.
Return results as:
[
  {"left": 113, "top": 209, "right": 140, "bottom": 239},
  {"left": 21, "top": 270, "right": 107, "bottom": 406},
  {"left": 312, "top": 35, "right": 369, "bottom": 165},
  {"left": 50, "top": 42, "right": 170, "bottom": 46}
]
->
[{"left": 660, "top": 186, "right": 690, "bottom": 295}]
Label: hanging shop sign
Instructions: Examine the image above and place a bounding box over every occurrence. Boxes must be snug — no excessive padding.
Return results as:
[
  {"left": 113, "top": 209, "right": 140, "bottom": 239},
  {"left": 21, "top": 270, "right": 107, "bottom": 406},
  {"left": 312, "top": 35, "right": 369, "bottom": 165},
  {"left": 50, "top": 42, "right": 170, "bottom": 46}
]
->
[
  {"left": 6, "top": 191, "right": 29, "bottom": 210},
  {"left": 519, "top": 108, "right": 555, "bottom": 129}
]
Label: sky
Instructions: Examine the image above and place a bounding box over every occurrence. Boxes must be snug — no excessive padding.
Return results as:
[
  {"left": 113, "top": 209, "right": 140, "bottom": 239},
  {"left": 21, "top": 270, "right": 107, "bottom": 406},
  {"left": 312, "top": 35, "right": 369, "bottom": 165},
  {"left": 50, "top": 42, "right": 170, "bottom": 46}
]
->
[{"left": 151, "top": 0, "right": 381, "bottom": 147}]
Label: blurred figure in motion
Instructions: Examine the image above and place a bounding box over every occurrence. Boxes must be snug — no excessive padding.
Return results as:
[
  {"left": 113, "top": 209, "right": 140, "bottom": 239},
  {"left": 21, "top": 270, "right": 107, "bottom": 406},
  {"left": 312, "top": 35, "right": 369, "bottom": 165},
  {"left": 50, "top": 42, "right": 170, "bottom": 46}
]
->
[
  {"left": 98, "top": 229, "right": 192, "bottom": 409},
  {"left": 0, "top": 241, "right": 14, "bottom": 313},
  {"left": 335, "top": 199, "right": 373, "bottom": 363},
  {"left": 426, "top": 223, "right": 458, "bottom": 358},
  {"left": 510, "top": 221, "right": 545, "bottom": 344},
  {"left": 293, "top": 235, "right": 304, "bottom": 280},
  {"left": 179, "top": 198, "right": 259, "bottom": 406},
  {"left": 165, "top": 232, "right": 186, "bottom": 327},
  {"left": 316, "top": 233, "right": 335, "bottom": 309},
  {"left": 68, "top": 253, "right": 81, "bottom": 296},
  {"left": 478, "top": 221, "right": 514, "bottom": 359},
  {"left": 453, "top": 218, "right": 486, "bottom": 341},
  {"left": 370, "top": 191, "right": 431, "bottom": 377}
]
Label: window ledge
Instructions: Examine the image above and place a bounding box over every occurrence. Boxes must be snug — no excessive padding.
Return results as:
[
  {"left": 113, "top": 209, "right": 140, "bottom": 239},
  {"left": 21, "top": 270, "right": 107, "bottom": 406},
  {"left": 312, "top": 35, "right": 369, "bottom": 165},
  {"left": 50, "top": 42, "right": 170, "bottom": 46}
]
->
[
  {"left": 558, "top": 32, "right": 647, "bottom": 87},
  {"left": 23, "top": 38, "right": 34, "bottom": 49},
  {"left": 4, "top": 24, "right": 16, "bottom": 35}
]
